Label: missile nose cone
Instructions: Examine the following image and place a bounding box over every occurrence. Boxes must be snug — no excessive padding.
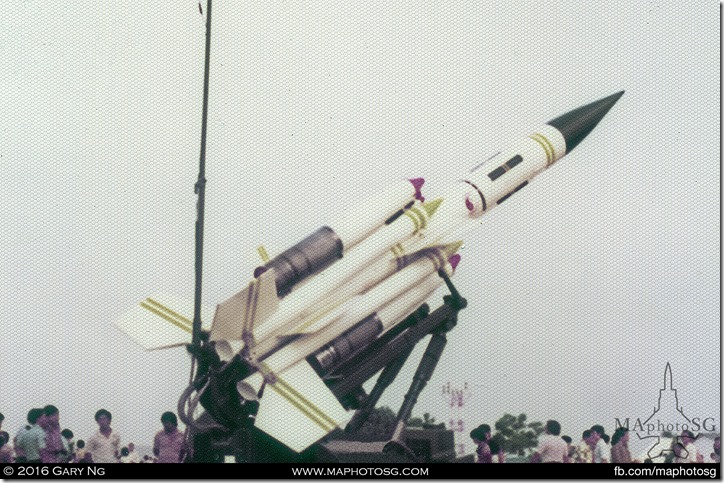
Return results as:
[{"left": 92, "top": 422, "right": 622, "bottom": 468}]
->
[
  {"left": 421, "top": 198, "right": 444, "bottom": 218},
  {"left": 547, "top": 90, "right": 624, "bottom": 153}
]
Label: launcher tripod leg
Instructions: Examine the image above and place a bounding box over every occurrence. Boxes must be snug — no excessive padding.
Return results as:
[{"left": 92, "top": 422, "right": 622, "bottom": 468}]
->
[
  {"left": 345, "top": 345, "right": 416, "bottom": 433},
  {"left": 381, "top": 270, "right": 465, "bottom": 460}
]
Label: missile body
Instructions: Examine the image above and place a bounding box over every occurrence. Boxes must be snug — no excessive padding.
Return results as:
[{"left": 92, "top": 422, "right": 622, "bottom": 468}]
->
[
  {"left": 211, "top": 93, "right": 625, "bottom": 361},
  {"left": 249, "top": 241, "right": 460, "bottom": 359}
]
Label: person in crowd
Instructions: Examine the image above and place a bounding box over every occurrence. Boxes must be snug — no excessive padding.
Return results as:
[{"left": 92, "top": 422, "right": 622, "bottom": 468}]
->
[
  {"left": 73, "top": 439, "right": 91, "bottom": 463},
  {"left": 61, "top": 429, "right": 75, "bottom": 457},
  {"left": 39, "top": 405, "right": 69, "bottom": 463},
  {"left": 610, "top": 427, "right": 632, "bottom": 463},
  {"left": 710, "top": 437, "right": 720, "bottom": 463},
  {"left": 14, "top": 408, "right": 45, "bottom": 463},
  {"left": 488, "top": 436, "right": 505, "bottom": 463},
  {"left": 530, "top": 420, "right": 568, "bottom": 463},
  {"left": 590, "top": 425, "right": 609, "bottom": 463},
  {"left": 669, "top": 438, "right": 684, "bottom": 463},
  {"left": 674, "top": 430, "right": 700, "bottom": 463},
  {"left": 13, "top": 413, "right": 30, "bottom": 463},
  {"left": 561, "top": 435, "right": 575, "bottom": 462},
  {"left": 153, "top": 412, "right": 187, "bottom": 463},
  {"left": 87, "top": 409, "right": 121, "bottom": 463},
  {"left": 0, "top": 431, "right": 14, "bottom": 463},
  {"left": 119, "top": 447, "right": 131, "bottom": 463},
  {"left": 573, "top": 430, "right": 593, "bottom": 463},
  {"left": 469, "top": 424, "right": 492, "bottom": 463},
  {"left": 0, "top": 412, "right": 4, "bottom": 432},
  {"left": 125, "top": 442, "right": 141, "bottom": 463}
]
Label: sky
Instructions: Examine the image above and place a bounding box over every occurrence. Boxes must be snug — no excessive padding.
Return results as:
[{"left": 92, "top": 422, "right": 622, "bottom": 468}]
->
[{"left": 1, "top": 0, "right": 719, "bottom": 461}]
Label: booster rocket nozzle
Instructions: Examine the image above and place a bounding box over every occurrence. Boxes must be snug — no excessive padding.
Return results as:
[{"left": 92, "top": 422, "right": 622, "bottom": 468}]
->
[{"left": 547, "top": 91, "right": 624, "bottom": 153}]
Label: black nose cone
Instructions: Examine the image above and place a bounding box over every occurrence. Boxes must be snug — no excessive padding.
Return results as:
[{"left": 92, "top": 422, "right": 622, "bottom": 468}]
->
[{"left": 548, "top": 91, "right": 624, "bottom": 153}]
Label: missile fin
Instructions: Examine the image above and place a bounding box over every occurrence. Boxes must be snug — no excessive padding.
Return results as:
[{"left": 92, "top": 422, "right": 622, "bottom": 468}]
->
[
  {"left": 209, "top": 269, "right": 279, "bottom": 342},
  {"left": 257, "top": 245, "right": 271, "bottom": 264},
  {"left": 114, "top": 294, "right": 213, "bottom": 350},
  {"left": 254, "top": 360, "right": 350, "bottom": 452}
]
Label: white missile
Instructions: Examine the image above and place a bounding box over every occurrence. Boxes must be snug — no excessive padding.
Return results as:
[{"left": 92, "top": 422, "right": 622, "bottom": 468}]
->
[
  {"left": 209, "top": 198, "right": 443, "bottom": 348},
  {"left": 235, "top": 246, "right": 459, "bottom": 382},
  {"left": 114, "top": 90, "right": 623, "bottom": 455},
  {"left": 248, "top": 241, "right": 462, "bottom": 358},
  {"left": 309, "top": 263, "right": 455, "bottom": 374}
]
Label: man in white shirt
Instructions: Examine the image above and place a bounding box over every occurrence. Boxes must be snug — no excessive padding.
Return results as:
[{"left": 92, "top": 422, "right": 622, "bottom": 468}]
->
[
  {"left": 87, "top": 409, "right": 120, "bottom": 463},
  {"left": 590, "top": 425, "right": 610, "bottom": 463},
  {"left": 531, "top": 420, "right": 569, "bottom": 463}
]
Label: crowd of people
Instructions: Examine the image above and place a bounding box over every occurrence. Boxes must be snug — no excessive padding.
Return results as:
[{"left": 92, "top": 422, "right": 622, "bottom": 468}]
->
[
  {"left": 470, "top": 420, "right": 721, "bottom": 464},
  {"left": 1, "top": 409, "right": 719, "bottom": 465},
  {"left": 0, "top": 408, "right": 187, "bottom": 464}
]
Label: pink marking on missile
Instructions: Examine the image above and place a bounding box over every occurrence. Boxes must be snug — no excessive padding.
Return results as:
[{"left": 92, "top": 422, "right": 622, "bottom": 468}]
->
[
  {"left": 253, "top": 266, "right": 268, "bottom": 278},
  {"left": 465, "top": 196, "right": 474, "bottom": 212},
  {"left": 448, "top": 254, "right": 461, "bottom": 271},
  {"left": 409, "top": 178, "right": 425, "bottom": 202}
]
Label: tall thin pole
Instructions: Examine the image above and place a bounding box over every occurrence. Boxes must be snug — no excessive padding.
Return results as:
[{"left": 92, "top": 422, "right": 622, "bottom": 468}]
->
[{"left": 192, "top": 0, "right": 212, "bottom": 352}]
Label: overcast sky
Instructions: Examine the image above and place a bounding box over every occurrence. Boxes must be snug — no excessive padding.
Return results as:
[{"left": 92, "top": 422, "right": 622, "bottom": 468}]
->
[{"left": 1, "top": 1, "right": 719, "bottom": 460}]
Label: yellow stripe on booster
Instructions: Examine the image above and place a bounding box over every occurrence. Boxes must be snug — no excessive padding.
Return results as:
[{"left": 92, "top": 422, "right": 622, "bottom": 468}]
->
[
  {"left": 269, "top": 377, "right": 337, "bottom": 432},
  {"left": 145, "top": 298, "right": 193, "bottom": 327},
  {"left": 140, "top": 301, "right": 192, "bottom": 334}
]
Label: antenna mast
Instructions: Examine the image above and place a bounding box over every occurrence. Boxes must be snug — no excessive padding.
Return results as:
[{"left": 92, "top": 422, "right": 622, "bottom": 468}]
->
[{"left": 192, "top": 0, "right": 212, "bottom": 354}]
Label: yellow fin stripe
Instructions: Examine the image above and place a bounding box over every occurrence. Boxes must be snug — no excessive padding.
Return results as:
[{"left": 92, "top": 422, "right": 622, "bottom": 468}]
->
[
  {"left": 145, "top": 298, "right": 193, "bottom": 327},
  {"left": 269, "top": 376, "right": 337, "bottom": 432},
  {"left": 140, "top": 301, "right": 192, "bottom": 334},
  {"left": 267, "top": 383, "right": 335, "bottom": 432}
]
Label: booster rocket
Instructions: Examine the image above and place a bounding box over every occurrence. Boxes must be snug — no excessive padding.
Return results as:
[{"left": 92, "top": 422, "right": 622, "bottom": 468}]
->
[{"left": 115, "top": 91, "right": 623, "bottom": 453}]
